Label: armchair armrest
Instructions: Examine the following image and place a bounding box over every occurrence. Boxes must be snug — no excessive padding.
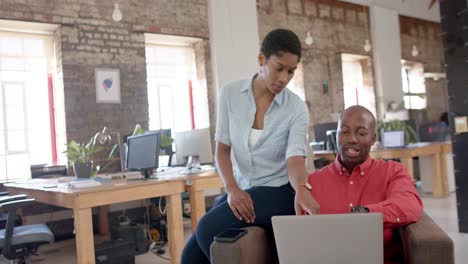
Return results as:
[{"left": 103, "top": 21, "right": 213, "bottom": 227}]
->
[
  {"left": 0, "top": 198, "right": 36, "bottom": 210},
  {"left": 399, "top": 212, "right": 454, "bottom": 264},
  {"left": 210, "top": 226, "right": 277, "bottom": 264},
  {"left": 0, "top": 194, "right": 28, "bottom": 205}
]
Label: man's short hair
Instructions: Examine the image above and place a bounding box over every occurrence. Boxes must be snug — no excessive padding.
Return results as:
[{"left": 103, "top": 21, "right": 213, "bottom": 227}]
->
[
  {"left": 260, "top": 28, "right": 302, "bottom": 60},
  {"left": 338, "top": 105, "right": 377, "bottom": 132}
]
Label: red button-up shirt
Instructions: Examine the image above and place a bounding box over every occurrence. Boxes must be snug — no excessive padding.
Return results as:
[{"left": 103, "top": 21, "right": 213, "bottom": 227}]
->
[{"left": 308, "top": 156, "right": 423, "bottom": 263}]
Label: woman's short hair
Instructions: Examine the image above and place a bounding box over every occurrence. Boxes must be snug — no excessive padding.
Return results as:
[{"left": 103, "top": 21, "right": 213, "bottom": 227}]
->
[{"left": 260, "top": 28, "right": 302, "bottom": 60}]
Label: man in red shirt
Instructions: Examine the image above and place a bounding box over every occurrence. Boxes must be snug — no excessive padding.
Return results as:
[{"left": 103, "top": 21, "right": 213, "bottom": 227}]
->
[{"left": 308, "top": 105, "right": 423, "bottom": 263}]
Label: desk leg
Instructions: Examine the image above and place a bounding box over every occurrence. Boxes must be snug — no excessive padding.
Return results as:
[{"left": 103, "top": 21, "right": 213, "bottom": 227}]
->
[
  {"left": 401, "top": 157, "right": 414, "bottom": 182},
  {"left": 432, "top": 153, "right": 448, "bottom": 197},
  {"left": 74, "top": 208, "right": 95, "bottom": 264},
  {"left": 166, "top": 193, "right": 184, "bottom": 264},
  {"left": 189, "top": 190, "right": 206, "bottom": 233},
  {"left": 97, "top": 205, "right": 110, "bottom": 236}
]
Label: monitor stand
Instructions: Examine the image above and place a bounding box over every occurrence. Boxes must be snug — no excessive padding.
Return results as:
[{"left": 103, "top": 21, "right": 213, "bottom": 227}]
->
[
  {"left": 179, "top": 155, "right": 203, "bottom": 175},
  {"left": 142, "top": 169, "right": 153, "bottom": 180}
]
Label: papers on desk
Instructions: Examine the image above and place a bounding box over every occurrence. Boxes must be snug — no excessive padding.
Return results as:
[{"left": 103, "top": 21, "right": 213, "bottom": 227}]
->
[
  {"left": 67, "top": 179, "right": 102, "bottom": 189},
  {"left": 406, "top": 142, "right": 431, "bottom": 148},
  {"left": 154, "top": 165, "right": 216, "bottom": 178}
]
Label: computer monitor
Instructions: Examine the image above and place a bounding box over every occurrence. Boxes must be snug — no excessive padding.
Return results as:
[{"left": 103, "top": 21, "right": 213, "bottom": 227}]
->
[
  {"left": 381, "top": 130, "right": 405, "bottom": 148},
  {"left": 174, "top": 128, "right": 213, "bottom": 173},
  {"left": 126, "top": 132, "right": 160, "bottom": 179},
  {"left": 148, "top": 129, "right": 174, "bottom": 166},
  {"left": 313, "top": 122, "right": 338, "bottom": 142}
]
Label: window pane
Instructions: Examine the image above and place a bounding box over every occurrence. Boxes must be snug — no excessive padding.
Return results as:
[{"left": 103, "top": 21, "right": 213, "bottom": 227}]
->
[
  {"left": 0, "top": 34, "right": 55, "bottom": 180},
  {"left": 0, "top": 37, "right": 22, "bottom": 56},
  {"left": 1, "top": 58, "right": 25, "bottom": 71},
  {"left": 25, "top": 58, "right": 46, "bottom": 72},
  {"left": 0, "top": 132, "right": 4, "bottom": 155},
  {"left": 148, "top": 83, "right": 161, "bottom": 130},
  {"left": 0, "top": 156, "right": 6, "bottom": 181},
  {"left": 4, "top": 83, "right": 24, "bottom": 105},
  {"left": 6, "top": 106, "right": 25, "bottom": 130},
  {"left": 401, "top": 68, "right": 409, "bottom": 93},
  {"left": 404, "top": 95, "right": 427, "bottom": 110},
  {"left": 24, "top": 38, "right": 44, "bottom": 56},
  {"left": 7, "top": 130, "right": 26, "bottom": 152},
  {"left": 159, "top": 85, "right": 174, "bottom": 129},
  {"left": 6, "top": 154, "right": 30, "bottom": 179},
  {"left": 0, "top": 71, "right": 25, "bottom": 82},
  {"left": 0, "top": 87, "right": 3, "bottom": 131}
]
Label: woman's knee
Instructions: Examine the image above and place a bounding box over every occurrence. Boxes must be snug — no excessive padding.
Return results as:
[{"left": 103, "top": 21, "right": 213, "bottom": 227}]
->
[
  {"left": 195, "top": 213, "right": 220, "bottom": 243},
  {"left": 195, "top": 205, "right": 239, "bottom": 250}
]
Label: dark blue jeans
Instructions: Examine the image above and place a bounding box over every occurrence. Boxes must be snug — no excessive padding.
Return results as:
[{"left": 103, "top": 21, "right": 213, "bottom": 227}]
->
[{"left": 181, "top": 183, "right": 295, "bottom": 264}]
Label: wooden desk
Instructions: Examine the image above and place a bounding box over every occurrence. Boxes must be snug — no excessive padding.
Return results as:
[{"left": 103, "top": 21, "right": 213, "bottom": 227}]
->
[
  {"left": 5, "top": 178, "right": 186, "bottom": 264},
  {"left": 313, "top": 142, "right": 452, "bottom": 197}
]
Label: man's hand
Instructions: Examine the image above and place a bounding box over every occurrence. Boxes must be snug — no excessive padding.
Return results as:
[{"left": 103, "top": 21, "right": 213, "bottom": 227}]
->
[
  {"left": 294, "top": 188, "right": 320, "bottom": 215},
  {"left": 226, "top": 186, "right": 255, "bottom": 223}
]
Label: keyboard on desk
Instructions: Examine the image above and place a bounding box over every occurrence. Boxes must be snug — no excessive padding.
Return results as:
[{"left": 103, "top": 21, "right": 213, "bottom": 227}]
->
[{"left": 98, "top": 171, "right": 144, "bottom": 181}]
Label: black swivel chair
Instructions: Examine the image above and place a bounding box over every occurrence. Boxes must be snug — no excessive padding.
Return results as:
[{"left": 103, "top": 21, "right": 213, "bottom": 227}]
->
[
  {"left": 326, "top": 130, "right": 338, "bottom": 153},
  {"left": 30, "top": 165, "right": 67, "bottom": 179},
  {"left": 419, "top": 122, "right": 449, "bottom": 142},
  {"left": 0, "top": 195, "right": 54, "bottom": 263}
]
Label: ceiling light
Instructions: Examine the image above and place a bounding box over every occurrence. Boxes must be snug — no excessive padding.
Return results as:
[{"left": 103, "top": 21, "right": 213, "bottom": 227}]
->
[
  {"left": 364, "top": 39, "right": 372, "bottom": 52},
  {"left": 305, "top": 31, "right": 314, "bottom": 46},
  {"left": 411, "top": 45, "right": 419, "bottom": 57},
  {"left": 112, "top": 3, "right": 123, "bottom": 22}
]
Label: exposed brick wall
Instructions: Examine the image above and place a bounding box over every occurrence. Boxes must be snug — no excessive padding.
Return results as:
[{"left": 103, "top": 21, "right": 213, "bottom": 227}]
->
[
  {"left": 257, "top": 0, "right": 372, "bottom": 125},
  {"left": 257, "top": 0, "right": 446, "bottom": 125},
  {"left": 0, "top": 0, "right": 211, "bottom": 153},
  {"left": 400, "top": 16, "right": 446, "bottom": 122}
]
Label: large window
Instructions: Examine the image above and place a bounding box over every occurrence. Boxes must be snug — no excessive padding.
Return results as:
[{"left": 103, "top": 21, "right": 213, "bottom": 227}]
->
[
  {"left": 341, "top": 54, "right": 376, "bottom": 117},
  {"left": 145, "top": 34, "right": 209, "bottom": 134},
  {"left": 0, "top": 28, "right": 58, "bottom": 180},
  {"left": 288, "top": 62, "right": 305, "bottom": 101},
  {"left": 401, "top": 60, "right": 426, "bottom": 110}
]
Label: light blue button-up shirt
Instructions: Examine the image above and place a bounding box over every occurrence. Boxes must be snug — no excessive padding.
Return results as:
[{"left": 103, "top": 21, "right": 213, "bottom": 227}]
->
[{"left": 215, "top": 76, "right": 309, "bottom": 189}]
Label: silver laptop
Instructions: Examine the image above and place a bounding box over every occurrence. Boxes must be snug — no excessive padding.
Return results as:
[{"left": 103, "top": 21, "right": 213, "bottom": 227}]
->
[{"left": 272, "top": 213, "right": 383, "bottom": 264}]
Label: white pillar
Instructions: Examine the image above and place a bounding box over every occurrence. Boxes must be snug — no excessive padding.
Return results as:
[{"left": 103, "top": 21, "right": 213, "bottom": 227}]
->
[
  {"left": 370, "top": 5, "right": 405, "bottom": 120},
  {"left": 207, "top": 0, "right": 259, "bottom": 90}
]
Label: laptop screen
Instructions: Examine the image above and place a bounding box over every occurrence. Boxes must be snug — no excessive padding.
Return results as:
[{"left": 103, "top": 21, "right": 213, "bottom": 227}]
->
[{"left": 382, "top": 130, "right": 405, "bottom": 148}]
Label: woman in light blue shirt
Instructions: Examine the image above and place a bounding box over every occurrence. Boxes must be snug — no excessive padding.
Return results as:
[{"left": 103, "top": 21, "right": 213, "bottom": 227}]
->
[{"left": 181, "top": 28, "right": 319, "bottom": 264}]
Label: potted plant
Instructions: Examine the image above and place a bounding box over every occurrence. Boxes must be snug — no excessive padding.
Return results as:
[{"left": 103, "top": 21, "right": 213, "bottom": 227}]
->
[
  {"left": 64, "top": 134, "right": 103, "bottom": 178},
  {"left": 377, "top": 120, "right": 418, "bottom": 145}
]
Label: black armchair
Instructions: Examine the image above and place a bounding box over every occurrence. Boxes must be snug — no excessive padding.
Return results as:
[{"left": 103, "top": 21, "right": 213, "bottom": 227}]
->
[{"left": 0, "top": 194, "right": 54, "bottom": 263}]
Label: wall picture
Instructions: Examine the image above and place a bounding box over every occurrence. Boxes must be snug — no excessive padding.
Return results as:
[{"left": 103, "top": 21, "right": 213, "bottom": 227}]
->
[{"left": 95, "top": 68, "right": 120, "bottom": 103}]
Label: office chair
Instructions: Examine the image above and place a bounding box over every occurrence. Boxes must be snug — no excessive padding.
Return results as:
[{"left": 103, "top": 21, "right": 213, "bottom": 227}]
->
[
  {"left": 326, "top": 130, "right": 338, "bottom": 154},
  {"left": 313, "top": 122, "right": 338, "bottom": 143},
  {"left": 30, "top": 165, "right": 67, "bottom": 179},
  {"left": 0, "top": 192, "right": 21, "bottom": 230},
  {"left": 419, "top": 122, "right": 449, "bottom": 142},
  {"left": 0, "top": 195, "right": 54, "bottom": 263}
]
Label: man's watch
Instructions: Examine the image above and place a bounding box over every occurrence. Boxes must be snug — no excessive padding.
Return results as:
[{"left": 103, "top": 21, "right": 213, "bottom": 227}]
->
[
  {"left": 350, "top": 206, "right": 369, "bottom": 213},
  {"left": 300, "top": 182, "right": 312, "bottom": 191}
]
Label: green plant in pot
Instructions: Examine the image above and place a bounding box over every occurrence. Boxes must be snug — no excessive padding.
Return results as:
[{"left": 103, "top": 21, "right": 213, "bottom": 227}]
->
[
  {"left": 376, "top": 120, "right": 418, "bottom": 145},
  {"left": 64, "top": 135, "right": 103, "bottom": 178}
]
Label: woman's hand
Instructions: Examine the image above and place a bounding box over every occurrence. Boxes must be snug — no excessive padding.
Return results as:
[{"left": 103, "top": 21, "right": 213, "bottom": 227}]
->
[
  {"left": 294, "top": 188, "right": 320, "bottom": 215},
  {"left": 226, "top": 186, "right": 256, "bottom": 223}
]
